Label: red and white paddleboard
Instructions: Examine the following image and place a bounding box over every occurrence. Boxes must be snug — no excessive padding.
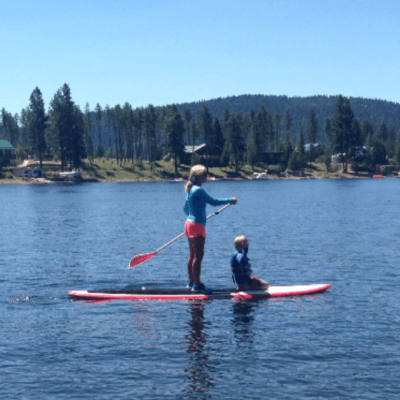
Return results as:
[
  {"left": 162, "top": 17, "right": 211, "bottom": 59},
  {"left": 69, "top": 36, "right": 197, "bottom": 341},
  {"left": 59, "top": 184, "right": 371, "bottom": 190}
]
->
[{"left": 68, "top": 283, "right": 331, "bottom": 301}]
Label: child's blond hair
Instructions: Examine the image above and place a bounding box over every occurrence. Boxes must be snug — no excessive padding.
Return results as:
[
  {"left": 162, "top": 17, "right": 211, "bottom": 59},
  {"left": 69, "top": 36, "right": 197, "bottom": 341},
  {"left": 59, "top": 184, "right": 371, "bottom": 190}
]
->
[
  {"left": 234, "top": 235, "right": 248, "bottom": 250},
  {"left": 185, "top": 164, "right": 207, "bottom": 193}
]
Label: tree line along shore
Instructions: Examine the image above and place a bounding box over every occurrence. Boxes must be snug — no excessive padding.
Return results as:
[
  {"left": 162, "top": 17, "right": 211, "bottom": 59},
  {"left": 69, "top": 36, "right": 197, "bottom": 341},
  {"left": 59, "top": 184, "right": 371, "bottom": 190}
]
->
[
  {"left": 1, "top": 84, "right": 400, "bottom": 182},
  {"left": 0, "top": 157, "right": 394, "bottom": 185}
]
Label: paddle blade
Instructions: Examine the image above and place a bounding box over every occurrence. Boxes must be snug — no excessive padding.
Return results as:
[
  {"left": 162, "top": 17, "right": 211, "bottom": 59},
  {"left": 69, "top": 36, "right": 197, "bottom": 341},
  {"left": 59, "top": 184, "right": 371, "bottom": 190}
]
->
[{"left": 129, "top": 252, "right": 156, "bottom": 268}]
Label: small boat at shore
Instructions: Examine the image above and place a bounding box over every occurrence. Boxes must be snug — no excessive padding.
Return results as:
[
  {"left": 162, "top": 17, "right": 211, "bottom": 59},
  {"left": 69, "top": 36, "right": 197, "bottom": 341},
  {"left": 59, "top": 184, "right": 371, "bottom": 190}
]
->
[{"left": 58, "top": 171, "right": 82, "bottom": 182}]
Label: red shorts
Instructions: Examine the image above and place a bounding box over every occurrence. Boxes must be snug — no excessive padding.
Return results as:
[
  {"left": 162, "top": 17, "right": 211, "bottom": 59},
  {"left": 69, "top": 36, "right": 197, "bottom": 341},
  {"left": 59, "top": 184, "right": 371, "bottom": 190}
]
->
[
  {"left": 250, "top": 276, "right": 263, "bottom": 288},
  {"left": 184, "top": 220, "right": 206, "bottom": 238},
  {"left": 237, "top": 276, "right": 264, "bottom": 290}
]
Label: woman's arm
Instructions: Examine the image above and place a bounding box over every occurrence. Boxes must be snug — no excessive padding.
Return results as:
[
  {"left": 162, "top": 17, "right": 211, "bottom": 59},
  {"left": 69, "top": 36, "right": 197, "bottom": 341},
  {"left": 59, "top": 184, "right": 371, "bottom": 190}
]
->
[{"left": 200, "top": 187, "right": 234, "bottom": 206}]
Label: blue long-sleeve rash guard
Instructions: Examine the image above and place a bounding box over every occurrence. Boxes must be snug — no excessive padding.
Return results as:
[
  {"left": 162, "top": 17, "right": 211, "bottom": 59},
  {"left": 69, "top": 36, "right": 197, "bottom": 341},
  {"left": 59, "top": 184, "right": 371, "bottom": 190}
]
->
[
  {"left": 231, "top": 248, "right": 253, "bottom": 285},
  {"left": 184, "top": 185, "right": 233, "bottom": 226}
]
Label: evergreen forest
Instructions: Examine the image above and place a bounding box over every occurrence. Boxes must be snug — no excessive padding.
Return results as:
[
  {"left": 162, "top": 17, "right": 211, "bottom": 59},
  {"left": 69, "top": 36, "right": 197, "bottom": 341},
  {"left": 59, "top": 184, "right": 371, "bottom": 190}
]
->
[{"left": 1, "top": 85, "right": 400, "bottom": 174}]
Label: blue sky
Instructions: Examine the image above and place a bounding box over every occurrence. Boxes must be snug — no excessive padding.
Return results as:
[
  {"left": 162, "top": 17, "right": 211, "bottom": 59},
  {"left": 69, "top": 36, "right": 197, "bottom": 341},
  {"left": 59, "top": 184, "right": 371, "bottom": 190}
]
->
[{"left": 1, "top": 0, "right": 399, "bottom": 116}]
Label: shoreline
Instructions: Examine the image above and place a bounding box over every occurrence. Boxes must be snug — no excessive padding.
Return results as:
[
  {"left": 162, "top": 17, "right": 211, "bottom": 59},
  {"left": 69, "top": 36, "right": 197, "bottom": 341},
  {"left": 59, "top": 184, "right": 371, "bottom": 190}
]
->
[
  {"left": 0, "top": 172, "right": 386, "bottom": 185},
  {"left": 1, "top": 159, "right": 391, "bottom": 185}
]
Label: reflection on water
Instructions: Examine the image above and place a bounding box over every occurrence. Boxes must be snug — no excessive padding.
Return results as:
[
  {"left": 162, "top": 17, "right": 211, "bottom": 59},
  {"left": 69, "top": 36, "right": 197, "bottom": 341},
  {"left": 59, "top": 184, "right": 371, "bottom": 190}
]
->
[
  {"left": 183, "top": 301, "right": 214, "bottom": 394},
  {"left": 182, "top": 300, "right": 261, "bottom": 397},
  {"left": 231, "top": 301, "right": 258, "bottom": 352}
]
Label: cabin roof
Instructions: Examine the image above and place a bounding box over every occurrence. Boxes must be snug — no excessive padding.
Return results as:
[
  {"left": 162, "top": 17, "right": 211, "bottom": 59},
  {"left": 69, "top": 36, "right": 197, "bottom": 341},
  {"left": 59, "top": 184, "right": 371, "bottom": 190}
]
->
[
  {"left": 184, "top": 144, "right": 207, "bottom": 154},
  {"left": 0, "top": 140, "right": 14, "bottom": 149}
]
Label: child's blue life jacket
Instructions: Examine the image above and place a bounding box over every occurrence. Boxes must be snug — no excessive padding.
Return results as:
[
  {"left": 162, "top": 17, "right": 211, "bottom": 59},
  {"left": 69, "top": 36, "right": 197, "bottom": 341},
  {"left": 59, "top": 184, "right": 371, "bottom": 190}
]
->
[{"left": 230, "top": 247, "right": 253, "bottom": 285}]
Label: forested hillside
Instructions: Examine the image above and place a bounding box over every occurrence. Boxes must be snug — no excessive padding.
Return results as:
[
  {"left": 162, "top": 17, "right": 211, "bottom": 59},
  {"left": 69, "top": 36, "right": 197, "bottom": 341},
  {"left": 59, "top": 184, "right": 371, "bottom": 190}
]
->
[
  {"left": 1, "top": 88, "right": 400, "bottom": 175},
  {"left": 77, "top": 94, "right": 400, "bottom": 152},
  {"left": 174, "top": 95, "right": 400, "bottom": 141}
]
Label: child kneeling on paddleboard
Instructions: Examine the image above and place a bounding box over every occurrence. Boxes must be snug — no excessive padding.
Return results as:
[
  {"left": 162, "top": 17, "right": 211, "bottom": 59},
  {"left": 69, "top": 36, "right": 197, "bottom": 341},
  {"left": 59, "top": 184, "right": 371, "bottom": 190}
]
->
[{"left": 231, "top": 235, "right": 270, "bottom": 291}]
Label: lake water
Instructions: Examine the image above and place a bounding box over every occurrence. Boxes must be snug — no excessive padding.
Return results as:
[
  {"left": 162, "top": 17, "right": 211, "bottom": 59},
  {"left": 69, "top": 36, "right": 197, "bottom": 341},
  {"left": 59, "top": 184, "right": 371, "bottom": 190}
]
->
[{"left": 1, "top": 178, "right": 399, "bottom": 399}]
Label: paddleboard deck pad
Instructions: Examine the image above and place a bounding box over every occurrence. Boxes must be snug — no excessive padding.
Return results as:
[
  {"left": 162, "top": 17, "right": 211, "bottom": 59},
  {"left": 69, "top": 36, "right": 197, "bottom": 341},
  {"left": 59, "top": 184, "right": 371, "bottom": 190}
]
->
[{"left": 68, "top": 283, "right": 331, "bottom": 301}]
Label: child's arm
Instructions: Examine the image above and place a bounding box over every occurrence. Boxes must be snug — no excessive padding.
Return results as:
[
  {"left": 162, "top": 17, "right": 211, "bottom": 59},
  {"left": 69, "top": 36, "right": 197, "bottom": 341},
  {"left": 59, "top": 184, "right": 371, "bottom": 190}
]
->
[{"left": 236, "top": 248, "right": 249, "bottom": 267}]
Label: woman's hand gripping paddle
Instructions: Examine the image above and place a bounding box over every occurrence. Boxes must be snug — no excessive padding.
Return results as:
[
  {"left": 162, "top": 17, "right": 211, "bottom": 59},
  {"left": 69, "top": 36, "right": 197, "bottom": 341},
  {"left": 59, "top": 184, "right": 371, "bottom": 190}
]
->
[{"left": 129, "top": 203, "right": 231, "bottom": 268}]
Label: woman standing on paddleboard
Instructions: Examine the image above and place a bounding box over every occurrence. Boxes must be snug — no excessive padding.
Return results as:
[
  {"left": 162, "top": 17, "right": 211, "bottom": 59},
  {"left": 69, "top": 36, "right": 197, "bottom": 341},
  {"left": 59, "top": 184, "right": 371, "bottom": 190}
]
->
[{"left": 184, "top": 164, "right": 237, "bottom": 293}]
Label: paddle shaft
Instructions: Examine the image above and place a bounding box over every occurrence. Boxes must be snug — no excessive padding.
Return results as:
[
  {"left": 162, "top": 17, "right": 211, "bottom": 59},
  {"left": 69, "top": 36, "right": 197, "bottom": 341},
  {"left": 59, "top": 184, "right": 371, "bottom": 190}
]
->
[
  {"left": 129, "top": 203, "right": 231, "bottom": 267},
  {"left": 154, "top": 203, "right": 231, "bottom": 254}
]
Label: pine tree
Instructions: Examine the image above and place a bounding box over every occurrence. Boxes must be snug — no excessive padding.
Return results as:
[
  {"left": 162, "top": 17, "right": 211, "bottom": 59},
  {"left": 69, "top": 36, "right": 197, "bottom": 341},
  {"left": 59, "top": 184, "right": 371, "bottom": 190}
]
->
[
  {"left": 273, "top": 111, "right": 281, "bottom": 151},
  {"left": 279, "top": 131, "right": 294, "bottom": 170},
  {"left": 112, "top": 105, "right": 124, "bottom": 164},
  {"left": 225, "top": 113, "right": 245, "bottom": 173},
  {"left": 329, "top": 95, "right": 360, "bottom": 172},
  {"left": 254, "top": 106, "right": 269, "bottom": 153},
  {"left": 209, "top": 118, "right": 225, "bottom": 158},
  {"left": 70, "top": 106, "right": 86, "bottom": 169},
  {"left": 372, "top": 138, "right": 387, "bottom": 166},
  {"left": 324, "top": 117, "right": 332, "bottom": 143},
  {"left": 296, "top": 121, "right": 306, "bottom": 170},
  {"left": 282, "top": 109, "right": 293, "bottom": 139},
  {"left": 388, "top": 127, "right": 397, "bottom": 158},
  {"left": 123, "top": 103, "right": 135, "bottom": 163},
  {"left": 95, "top": 103, "right": 103, "bottom": 147},
  {"left": 143, "top": 105, "right": 158, "bottom": 163},
  {"left": 197, "top": 105, "right": 214, "bottom": 172},
  {"left": 164, "top": 105, "right": 185, "bottom": 174},
  {"left": 84, "top": 103, "right": 94, "bottom": 161},
  {"left": 288, "top": 151, "right": 300, "bottom": 172},
  {"left": 361, "top": 120, "right": 374, "bottom": 144},
  {"left": 189, "top": 119, "right": 198, "bottom": 148},
  {"left": 49, "top": 84, "right": 76, "bottom": 171},
  {"left": 197, "top": 105, "right": 213, "bottom": 144},
  {"left": 219, "top": 145, "right": 230, "bottom": 171},
  {"left": 364, "top": 132, "right": 374, "bottom": 169},
  {"left": 376, "top": 119, "right": 389, "bottom": 143},
  {"left": 28, "top": 87, "right": 48, "bottom": 168},
  {"left": 247, "top": 141, "right": 257, "bottom": 170},
  {"left": 307, "top": 109, "right": 318, "bottom": 161},
  {"left": 183, "top": 107, "right": 192, "bottom": 146},
  {"left": 133, "top": 108, "right": 144, "bottom": 159},
  {"left": 349, "top": 118, "right": 362, "bottom": 159},
  {"left": 19, "top": 108, "right": 30, "bottom": 147}
]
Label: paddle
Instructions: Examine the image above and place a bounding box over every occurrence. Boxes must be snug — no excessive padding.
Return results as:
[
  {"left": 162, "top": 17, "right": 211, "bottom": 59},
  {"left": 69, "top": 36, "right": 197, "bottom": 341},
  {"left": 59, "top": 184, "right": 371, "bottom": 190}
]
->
[{"left": 129, "top": 203, "right": 231, "bottom": 268}]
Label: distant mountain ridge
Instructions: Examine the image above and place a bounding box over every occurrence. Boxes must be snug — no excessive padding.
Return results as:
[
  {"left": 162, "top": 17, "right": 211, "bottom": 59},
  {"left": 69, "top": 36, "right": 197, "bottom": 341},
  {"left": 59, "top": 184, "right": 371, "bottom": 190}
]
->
[{"left": 170, "top": 94, "right": 400, "bottom": 139}]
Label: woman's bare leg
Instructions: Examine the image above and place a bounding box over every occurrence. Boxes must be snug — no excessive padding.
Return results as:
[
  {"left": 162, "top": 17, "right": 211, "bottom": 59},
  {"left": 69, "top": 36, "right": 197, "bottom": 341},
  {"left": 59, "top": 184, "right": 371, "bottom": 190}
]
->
[
  {"left": 187, "top": 238, "right": 195, "bottom": 283},
  {"left": 187, "top": 236, "right": 205, "bottom": 286}
]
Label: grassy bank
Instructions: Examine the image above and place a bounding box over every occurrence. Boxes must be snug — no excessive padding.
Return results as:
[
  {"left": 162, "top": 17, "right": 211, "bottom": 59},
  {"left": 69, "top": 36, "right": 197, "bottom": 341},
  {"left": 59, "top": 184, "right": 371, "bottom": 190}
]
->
[
  {"left": 0, "top": 158, "right": 375, "bottom": 184},
  {"left": 76, "top": 159, "right": 361, "bottom": 181}
]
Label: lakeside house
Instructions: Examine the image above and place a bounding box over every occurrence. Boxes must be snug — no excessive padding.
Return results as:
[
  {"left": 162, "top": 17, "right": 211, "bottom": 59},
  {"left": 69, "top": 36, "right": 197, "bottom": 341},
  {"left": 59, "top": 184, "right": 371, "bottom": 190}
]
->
[
  {"left": 182, "top": 144, "right": 220, "bottom": 166},
  {"left": 13, "top": 167, "right": 45, "bottom": 178},
  {"left": 162, "top": 143, "right": 219, "bottom": 165},
  {"left": 0, "top": 140, "right": 16, "bottom": 165},
  {"left": 181, "top": 144, "right": 284, "bottom": 167}
]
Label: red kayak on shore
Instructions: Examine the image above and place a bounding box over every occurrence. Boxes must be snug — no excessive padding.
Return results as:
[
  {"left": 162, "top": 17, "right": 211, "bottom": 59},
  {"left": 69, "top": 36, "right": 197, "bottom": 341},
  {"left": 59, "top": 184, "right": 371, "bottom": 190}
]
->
[{"left": 68, "top": 283, "right": 331, "bottom": 301}]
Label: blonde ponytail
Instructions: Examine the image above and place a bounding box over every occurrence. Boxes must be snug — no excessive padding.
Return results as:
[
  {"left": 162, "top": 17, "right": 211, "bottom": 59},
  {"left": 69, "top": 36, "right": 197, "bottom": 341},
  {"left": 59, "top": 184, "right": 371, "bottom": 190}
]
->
[
  {"left": 185, "top": 164, "right": 206, "bottom": 193},
  {"left": 185, "top": 181, "right": 194, "bottom": 193}
]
